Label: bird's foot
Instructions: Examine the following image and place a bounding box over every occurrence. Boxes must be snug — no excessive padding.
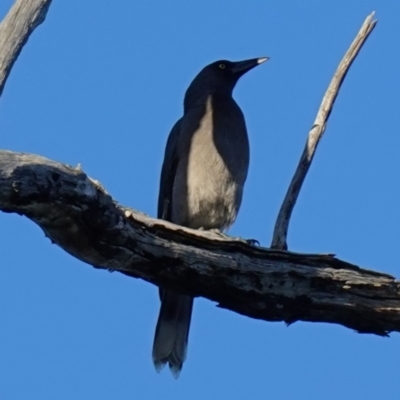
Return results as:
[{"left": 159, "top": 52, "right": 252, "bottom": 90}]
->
[
  {"left": 209, "top": 228, "right": 227, "bottom": 238},
  {"left": 198, "top": 227, "right": 226, "bottom": 237},
  {"left": 245, "top": 238, "right": 260, "bottom": 246},
  {"left": 230, "top": 237, "right": 259, "bottom": 246},
  {"left": 199, "top": 227, "right": 259, "bottom": 246}
]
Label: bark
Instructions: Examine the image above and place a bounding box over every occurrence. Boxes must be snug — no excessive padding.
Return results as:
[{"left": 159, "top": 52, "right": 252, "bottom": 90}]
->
[{"left": 0, "top": 150, "right": 399, "bottom": 337}]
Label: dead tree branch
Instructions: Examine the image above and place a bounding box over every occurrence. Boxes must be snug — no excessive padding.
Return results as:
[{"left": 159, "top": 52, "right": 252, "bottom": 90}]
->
[
  {"left": 0, "top": 0, "right": 53, "bottom": 97},
  {"left": 271, "top": 12, "right": 377, "bottom": 250},
  {"left": 0, "top": 150, "right": 399, "bottom": 336}
]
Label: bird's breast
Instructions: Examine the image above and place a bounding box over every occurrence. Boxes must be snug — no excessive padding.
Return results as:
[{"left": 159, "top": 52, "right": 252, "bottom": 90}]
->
[{"left": 172, "top": 95, "right": 249, "bottom": 230}]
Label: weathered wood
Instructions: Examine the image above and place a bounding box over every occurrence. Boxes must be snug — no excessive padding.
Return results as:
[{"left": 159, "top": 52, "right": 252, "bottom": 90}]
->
[
  {"left": 271, "top": 12, "right": 377, "bottom": 250},
  {"left": 0, "top": 149, "right": 399, "bottom": 336},
  {"left": 0, "top": 0, "right": 53, "bottom": 96}
]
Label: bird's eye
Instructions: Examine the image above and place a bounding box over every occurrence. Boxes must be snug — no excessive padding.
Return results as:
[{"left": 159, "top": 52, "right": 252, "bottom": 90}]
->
[{"left": 219, "top": 63, "right": 226, "bottom": 70}]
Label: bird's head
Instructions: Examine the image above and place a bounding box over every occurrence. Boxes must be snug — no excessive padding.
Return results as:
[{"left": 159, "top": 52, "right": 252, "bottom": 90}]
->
[{"left": 184, "top": 57, "right": 269, "bottom": 110}]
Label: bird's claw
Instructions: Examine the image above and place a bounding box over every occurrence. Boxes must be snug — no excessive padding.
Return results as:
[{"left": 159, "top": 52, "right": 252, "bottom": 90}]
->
[
  {"left": 245, "top": 238, "right": 260, "bottom": 246},
  {"left": 209, "top": 228, "right": 226, "bottom": 237}
]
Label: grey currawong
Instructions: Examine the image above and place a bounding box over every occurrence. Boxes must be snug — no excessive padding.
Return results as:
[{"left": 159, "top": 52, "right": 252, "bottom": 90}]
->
[{"left": 153, "top": 57, "right": 268, "bottom": 378}]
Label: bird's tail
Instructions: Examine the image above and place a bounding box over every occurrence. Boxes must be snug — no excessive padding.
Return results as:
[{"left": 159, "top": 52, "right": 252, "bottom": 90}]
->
[{"left": 152, "top": 290, "right": 194, "bottom": 378}]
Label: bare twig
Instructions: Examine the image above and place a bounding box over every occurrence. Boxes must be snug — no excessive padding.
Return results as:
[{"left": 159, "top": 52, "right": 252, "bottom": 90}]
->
[
  {"left": 0, "top": 149, "right": 399, "bottom": 336},
  {"left": 0, "top": 0, "right": 53, "bottom": 97},
  {"left": 271, "top": 12, "right": 377, "bottom": 250}
]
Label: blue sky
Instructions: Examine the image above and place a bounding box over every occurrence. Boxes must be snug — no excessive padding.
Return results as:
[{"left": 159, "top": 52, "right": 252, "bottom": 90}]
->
[{"left": 1, "top": 1, "right": 400, "bottom": 399}]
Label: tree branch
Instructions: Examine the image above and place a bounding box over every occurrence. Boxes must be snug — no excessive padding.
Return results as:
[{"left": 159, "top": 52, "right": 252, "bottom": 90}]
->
[
  {"left": 271, "top": 12, "right": 377, "bottom": 250},
  {"left": 0, "top": 149, "right": 399, "bottom": 336},
  {"left": 0, "top": 0, "right": 53, "bottom": 97}
]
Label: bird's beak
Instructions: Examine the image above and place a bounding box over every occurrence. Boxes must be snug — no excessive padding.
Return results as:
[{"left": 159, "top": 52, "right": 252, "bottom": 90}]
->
[{"left": 231, "top": 57, "right": 269, "bottom": 75}]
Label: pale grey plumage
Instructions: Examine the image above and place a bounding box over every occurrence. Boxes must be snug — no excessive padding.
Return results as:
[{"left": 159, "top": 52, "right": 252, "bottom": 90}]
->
[{"left": 153, "top": 57, "right": 268, "bottom": 377}]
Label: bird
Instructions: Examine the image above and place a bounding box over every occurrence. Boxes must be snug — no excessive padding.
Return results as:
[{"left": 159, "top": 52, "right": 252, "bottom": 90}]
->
[{"left": 152, "top": 57, "right": 268, "bottom": 378}]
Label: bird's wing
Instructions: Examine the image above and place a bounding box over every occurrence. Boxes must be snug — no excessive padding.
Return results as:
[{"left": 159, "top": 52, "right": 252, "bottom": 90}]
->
[{"left": 157, "top": 118, "right": 182, "bottom": 221}]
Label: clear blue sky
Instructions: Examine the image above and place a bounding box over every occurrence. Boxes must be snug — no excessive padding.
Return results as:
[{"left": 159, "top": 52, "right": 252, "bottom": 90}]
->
[{"left": 1, "top": 1, "right": 399, "bottom": 399}]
